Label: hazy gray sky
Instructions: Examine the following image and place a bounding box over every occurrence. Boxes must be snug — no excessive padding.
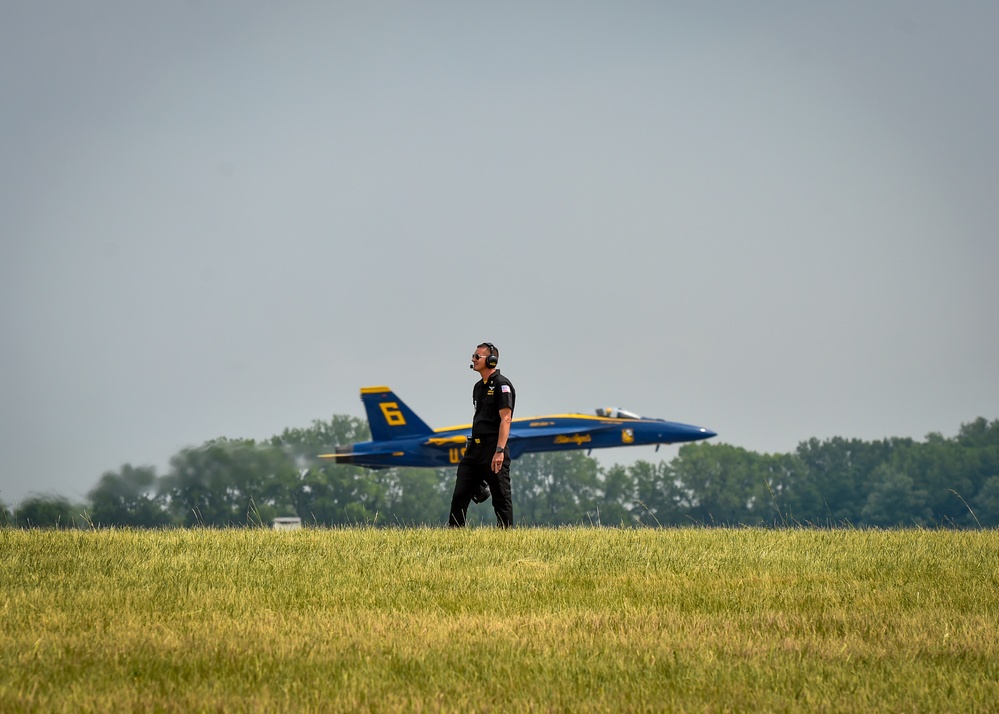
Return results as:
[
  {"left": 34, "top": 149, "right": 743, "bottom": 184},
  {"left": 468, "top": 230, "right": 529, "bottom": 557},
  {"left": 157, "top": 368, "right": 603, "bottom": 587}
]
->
[{"left": 3, "top": 1, "right": 997, "bottom": 505}]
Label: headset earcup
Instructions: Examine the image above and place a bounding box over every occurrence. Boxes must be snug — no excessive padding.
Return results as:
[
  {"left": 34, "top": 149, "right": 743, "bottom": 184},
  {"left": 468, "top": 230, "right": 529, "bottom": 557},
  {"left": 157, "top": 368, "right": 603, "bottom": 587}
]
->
[{"left": 486, "top": 353, "right": 498, "bottom": 368}]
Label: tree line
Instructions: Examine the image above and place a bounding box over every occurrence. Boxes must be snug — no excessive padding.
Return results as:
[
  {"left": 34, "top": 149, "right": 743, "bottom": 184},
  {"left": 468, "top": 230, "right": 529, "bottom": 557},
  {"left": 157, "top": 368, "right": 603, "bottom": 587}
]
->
[{"left": 3, "top": 417, "right": 997, "bottom": 529}]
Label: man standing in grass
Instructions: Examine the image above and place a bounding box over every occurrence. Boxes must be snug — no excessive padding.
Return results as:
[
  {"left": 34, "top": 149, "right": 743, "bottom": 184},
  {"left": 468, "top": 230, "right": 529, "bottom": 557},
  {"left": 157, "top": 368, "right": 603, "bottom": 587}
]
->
[{"left": 449, "top": 342, "right": 516, "bottom": 528}]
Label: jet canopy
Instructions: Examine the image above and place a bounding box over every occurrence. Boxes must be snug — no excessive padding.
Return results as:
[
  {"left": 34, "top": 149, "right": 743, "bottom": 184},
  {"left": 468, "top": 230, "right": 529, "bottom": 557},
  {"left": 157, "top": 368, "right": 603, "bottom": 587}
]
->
[{"left": 595, "top": 407, "right": 643, "bottom": 420}]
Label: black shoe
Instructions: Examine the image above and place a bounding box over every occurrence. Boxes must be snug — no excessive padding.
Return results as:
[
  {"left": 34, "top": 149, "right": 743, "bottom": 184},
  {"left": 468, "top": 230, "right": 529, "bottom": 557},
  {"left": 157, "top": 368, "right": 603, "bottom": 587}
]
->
[{"left": 471, "top": 482, "right": 491, "bottom": 504}]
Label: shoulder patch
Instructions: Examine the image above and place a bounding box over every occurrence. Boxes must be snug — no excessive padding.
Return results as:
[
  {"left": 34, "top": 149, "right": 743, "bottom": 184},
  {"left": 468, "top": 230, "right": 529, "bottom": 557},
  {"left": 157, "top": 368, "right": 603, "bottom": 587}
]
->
[{"left": 501, "top": 385, "right": 511, "bottom": 393}]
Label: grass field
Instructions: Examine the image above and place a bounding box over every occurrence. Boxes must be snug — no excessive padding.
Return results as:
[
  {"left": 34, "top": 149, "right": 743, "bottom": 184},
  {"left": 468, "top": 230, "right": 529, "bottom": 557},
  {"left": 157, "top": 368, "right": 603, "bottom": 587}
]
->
[{"left": 2, "top": 527, "right": 997, "bottom": 712}]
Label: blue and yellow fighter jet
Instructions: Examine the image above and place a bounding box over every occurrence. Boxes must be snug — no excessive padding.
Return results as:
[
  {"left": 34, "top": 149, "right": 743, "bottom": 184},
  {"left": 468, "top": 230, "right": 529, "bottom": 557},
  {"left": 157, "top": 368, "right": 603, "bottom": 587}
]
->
[{"left": 318, "top": 386, "right": 716, "bottom": 468}]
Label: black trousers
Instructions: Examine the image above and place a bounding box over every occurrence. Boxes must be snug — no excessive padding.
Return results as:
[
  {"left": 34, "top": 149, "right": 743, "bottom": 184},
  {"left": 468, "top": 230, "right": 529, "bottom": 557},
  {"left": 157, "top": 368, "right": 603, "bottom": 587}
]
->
[{"left": 449, "top": 449, "right": 513, "bottom": 528}]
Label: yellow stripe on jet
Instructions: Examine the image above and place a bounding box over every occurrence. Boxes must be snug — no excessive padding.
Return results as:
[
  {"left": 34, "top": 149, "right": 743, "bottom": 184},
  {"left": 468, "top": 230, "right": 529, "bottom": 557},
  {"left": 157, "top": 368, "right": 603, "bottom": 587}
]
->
[
  {"left": 426, "top": 435, "right": 468, "bottom": 446},
  {"left": 434, "top": 414, "right": 631, "bottom": 434}
]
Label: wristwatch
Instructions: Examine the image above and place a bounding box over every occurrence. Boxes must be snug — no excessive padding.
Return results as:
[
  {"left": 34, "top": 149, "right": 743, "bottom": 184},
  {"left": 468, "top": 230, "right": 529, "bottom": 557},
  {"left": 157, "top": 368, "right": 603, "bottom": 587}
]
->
[{"left": 495, "top": 446, "right": 507, "bottom": 454}]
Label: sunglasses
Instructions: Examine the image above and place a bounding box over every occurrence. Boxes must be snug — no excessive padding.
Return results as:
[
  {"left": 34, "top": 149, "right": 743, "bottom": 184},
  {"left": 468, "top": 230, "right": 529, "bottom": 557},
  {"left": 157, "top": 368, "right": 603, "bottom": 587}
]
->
[{"left": 471, "top": 353, "right": 485, "bottom": 361}]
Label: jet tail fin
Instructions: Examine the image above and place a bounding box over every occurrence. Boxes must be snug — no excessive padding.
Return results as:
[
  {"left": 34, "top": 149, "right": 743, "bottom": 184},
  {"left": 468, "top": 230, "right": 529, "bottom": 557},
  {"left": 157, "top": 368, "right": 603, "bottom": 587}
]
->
[{"left": 359, "top": 386, "right": 434, "bottom": 442}]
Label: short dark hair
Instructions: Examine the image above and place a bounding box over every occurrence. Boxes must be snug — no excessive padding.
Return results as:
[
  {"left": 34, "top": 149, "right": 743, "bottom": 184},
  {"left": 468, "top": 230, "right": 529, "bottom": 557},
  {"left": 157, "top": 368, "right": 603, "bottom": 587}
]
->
[{"left": 478, "top": 342, "right": 498, "bottom": 361}]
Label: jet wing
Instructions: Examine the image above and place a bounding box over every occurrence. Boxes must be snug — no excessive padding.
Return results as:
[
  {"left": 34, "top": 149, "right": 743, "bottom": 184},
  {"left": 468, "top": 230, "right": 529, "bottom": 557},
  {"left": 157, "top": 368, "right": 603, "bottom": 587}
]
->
[{"left": 316, "top": 447, "right": 407, "bottom": 461}]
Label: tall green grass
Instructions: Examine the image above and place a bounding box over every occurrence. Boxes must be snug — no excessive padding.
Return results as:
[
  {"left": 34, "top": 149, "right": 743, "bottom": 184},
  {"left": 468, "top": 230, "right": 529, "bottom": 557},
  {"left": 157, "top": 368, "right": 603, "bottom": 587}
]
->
[{"left": 2, "top": 527, "right": 997, "bottom": 712}]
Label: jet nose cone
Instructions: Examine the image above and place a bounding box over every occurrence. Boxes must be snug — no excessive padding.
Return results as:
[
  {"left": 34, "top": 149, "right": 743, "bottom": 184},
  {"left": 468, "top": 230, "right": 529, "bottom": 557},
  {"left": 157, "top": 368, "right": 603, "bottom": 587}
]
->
[
  {"left": 663, "top": 422, "right": 717, "bottom": 443},
  {"left": 678, "top": 424, "right": 716, "bottom": 441}
]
